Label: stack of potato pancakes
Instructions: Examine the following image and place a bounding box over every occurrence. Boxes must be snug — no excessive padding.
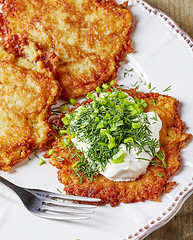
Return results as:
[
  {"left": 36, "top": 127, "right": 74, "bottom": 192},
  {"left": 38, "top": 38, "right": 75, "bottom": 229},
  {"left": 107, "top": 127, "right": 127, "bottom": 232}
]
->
[{"left": 0, "top": 0, "right": 133, "bottom": 171}]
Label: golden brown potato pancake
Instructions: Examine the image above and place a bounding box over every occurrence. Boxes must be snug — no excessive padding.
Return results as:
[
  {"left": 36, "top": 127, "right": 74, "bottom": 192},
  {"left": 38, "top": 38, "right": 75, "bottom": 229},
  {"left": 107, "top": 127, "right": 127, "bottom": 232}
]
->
[
  {"left": 0, "top": 45, "right": 59, "bottom": 171},
  {"left": 0, "top": 34, "right": 58, "bottom": 78},
  {"left": 46, "top": 89, "right": 192, "bottom": 206},
  {"left": 0, "top": 0, "right": 133, "bottom": 100}
]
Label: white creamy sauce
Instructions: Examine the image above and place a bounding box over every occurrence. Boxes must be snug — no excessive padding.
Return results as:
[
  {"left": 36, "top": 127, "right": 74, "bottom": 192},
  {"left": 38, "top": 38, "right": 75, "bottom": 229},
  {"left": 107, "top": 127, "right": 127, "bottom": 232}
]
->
[
  {"left": 71, "top": 95, "right": 162, "bottom": 182},
  {"left": 102, "top": 112, "right": 162, "bottom": 181}
]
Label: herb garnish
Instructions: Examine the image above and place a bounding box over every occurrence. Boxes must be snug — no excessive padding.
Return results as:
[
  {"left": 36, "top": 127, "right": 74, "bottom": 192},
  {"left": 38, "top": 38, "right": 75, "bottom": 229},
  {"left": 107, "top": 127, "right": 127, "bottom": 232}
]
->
[
  {"left": 119, "top": 4, "right": 127, "bottom": 9},
  {"left": 56, "top": 188, "right": 62, "bottom": 193},
  {"left": 156, "top": 173, "right": 163, "bottom": 177},
  {"left": 131, "top": 81, "right": 139, "bottom": 87},
  {"left": 59, "top": 84, "right": 165, "bottom": 179},
  {"left": 70, "top": 98, "right": 76, "bottom": 106},
  {"left": 38, "top": 158, "right": 45, "bottom": 166},
  {"left": 150, "top": 111, "right": 158, "bottom": 123},
  {"left": 148, "top": 82, "right": 156, "bottom": 92},
  {"left": 151, "top": 100, "right": 157, "bottom": 106},
  {"left": 163, "top": 86, "right": 171, "bottom": 92},
  {"left": 52, "top": 125, "right": 59, "bottom": 130},
  {"left": 150, "top": 86, "right": 156, "bottom": 92},
  {"left": 124, "top": 68, "right": 134, "bottom": 78}
]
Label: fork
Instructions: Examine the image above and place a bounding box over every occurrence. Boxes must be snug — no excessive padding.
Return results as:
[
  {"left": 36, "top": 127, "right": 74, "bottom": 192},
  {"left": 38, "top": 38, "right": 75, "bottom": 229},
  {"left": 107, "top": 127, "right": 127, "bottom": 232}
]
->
[{"left": 0, "top": 176, "right": 101, "bottom": 220}]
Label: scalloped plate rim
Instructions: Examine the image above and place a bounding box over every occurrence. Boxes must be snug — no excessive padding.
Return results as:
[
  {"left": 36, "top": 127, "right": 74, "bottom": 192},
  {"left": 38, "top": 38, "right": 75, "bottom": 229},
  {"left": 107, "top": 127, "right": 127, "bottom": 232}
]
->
[{"left": 125, "top": 0, "right": 193, "bottom": 239}]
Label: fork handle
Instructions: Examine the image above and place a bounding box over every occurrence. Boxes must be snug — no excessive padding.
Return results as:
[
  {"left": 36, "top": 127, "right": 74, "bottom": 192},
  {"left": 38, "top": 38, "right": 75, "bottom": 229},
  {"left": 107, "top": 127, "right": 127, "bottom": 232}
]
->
[{"left": 0, "top": 176, "right": 22, "bottom": 193}]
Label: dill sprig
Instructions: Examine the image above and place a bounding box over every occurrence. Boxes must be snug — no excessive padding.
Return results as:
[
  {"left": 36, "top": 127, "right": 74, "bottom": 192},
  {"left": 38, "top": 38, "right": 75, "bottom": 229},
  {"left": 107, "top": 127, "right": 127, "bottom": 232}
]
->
[
  {"left": 163, "top": 86, "right": 171, "bottom": 92},
  {"left": 124, "top": 68, "right": 134, "bottom": 78}
]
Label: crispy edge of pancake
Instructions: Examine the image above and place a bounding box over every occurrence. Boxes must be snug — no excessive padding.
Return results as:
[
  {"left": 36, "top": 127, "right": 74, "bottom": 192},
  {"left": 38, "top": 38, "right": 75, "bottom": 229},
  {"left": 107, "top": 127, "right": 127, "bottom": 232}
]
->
[
  {"left": 45, "top": 88, "right": 192, "bottom": 206},
  {"left": 0, "top": 0, "right": 133, "bottom": 100}
]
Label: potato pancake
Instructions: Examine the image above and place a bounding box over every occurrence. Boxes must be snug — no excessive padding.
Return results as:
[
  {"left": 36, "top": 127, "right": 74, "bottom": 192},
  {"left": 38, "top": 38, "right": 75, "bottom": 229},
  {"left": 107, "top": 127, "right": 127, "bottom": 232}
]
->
[
  {"left": 0, "top": 34, "right": 58, "bottom": 78},
  {"left": 46, "top": 88, "right": 192, "bottom": 206},
  {"left": 0, "top": 45, "right": 59, "bottom": 171},
  {"left": 0, "top": 0, "right": 133, "bottom": 100}
]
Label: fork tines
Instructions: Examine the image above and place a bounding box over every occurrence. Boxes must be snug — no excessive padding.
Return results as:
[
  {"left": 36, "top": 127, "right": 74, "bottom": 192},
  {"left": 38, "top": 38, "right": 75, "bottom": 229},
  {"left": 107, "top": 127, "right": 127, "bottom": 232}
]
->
[{"left": 29, "top": 189, "right": 101, "bottom": 220}]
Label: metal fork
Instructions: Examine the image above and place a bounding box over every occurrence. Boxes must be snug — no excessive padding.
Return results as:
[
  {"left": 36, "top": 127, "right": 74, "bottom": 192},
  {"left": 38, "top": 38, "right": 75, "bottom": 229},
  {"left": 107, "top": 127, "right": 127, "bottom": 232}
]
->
[{"left": 0, "top": 176, "right": 101, "bottom": 220}]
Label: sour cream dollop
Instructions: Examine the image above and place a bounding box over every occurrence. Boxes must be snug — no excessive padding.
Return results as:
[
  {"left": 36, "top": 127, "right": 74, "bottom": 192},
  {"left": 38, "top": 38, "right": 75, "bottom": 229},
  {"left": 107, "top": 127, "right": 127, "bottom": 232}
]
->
[{"left": 101, "top": 112, "right": 162, "bottom": 181}]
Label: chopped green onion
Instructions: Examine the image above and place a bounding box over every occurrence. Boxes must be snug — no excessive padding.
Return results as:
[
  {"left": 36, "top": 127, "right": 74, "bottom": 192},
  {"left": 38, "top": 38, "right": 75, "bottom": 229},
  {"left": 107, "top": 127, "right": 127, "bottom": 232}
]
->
[
  {"left": 142, "top": 102, "right": 148, "bottom": 108},
  {"left": 71, "top": 132, "right": 75, "bottom": 139},
  {"left": 59, "top": 129, "right": 67, "bottom": 135},
  {"left": 124, "top": 137, "right": 134, "bottom": 144},
  {"left": 60, "top": 105, "right": 68, "bottom": 112},
  {"left": 62, "top": 114, "right": 71, "bottom": 125},
  {"left": 110, "top": 125, "right": 117, "bottom": 131},
  {"left": 70, "top": 98, "right": 76, "bottom": 105},
  {"left": 100, "top": 129, "right": 109, "bottom": 135},
  {"left": 95, "top": 117, "right": 100, "bottom": 122},
  {"left": 132, "top": 122, "right": 141, "bottom": 129},
  {"left": 111, "top": 149, "right": 125, "bottom": 164},
  {"left": 102, "top": 83, "right": 109, "bottom": 89},
  {"left": 97, "top": 121, "right": 104, "bottom": 129},
  {"left": 96, "top": 86, "right": 101, "bottom": 92},
  {"left": 38, "top": 158, "right": 45, "bottom": 166},
  {"left": 48, "top": 149, "right": 55, "bottom": 155},
  {"left": 109, "top": 80, "right": 115, "bottom": 85},
  {"left": 108, "top": 137, "right": 115, "bottom": 149},
  {"left": 87, "top": 93, "right": 95, "bottom": 99}
]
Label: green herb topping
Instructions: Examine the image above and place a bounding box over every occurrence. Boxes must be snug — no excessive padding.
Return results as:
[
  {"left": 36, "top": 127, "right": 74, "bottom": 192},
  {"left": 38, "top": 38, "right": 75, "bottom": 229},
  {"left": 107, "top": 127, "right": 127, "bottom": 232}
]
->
[
  {"left": 70, "top": 98, "right": 76, "bottom": 106},
  {"left": 60, "top": 84, "right": 165, "bottom": 179},
  {"left": 163, "top": 86, "right": 171, "bottom": 92},
  {"left": 38, "top": 158, "right": 45, "bottom": 166}
]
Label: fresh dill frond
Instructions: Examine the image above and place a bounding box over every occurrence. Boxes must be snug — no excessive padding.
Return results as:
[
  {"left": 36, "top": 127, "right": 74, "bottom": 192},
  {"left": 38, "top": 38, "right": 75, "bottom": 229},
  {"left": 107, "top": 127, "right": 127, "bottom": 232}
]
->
[
  {"left": 124, "top": 68, "right": 134, "bottom": 78},
  {"left": 163, "top": 86, "right": 171, "bottom": 92}
]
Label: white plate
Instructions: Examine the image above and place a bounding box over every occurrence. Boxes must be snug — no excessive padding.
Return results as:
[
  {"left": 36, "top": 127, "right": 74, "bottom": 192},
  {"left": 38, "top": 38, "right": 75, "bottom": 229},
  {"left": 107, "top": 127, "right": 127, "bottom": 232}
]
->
[{"left": 1, "top": 1, "right": 193, "bottom": 240}]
